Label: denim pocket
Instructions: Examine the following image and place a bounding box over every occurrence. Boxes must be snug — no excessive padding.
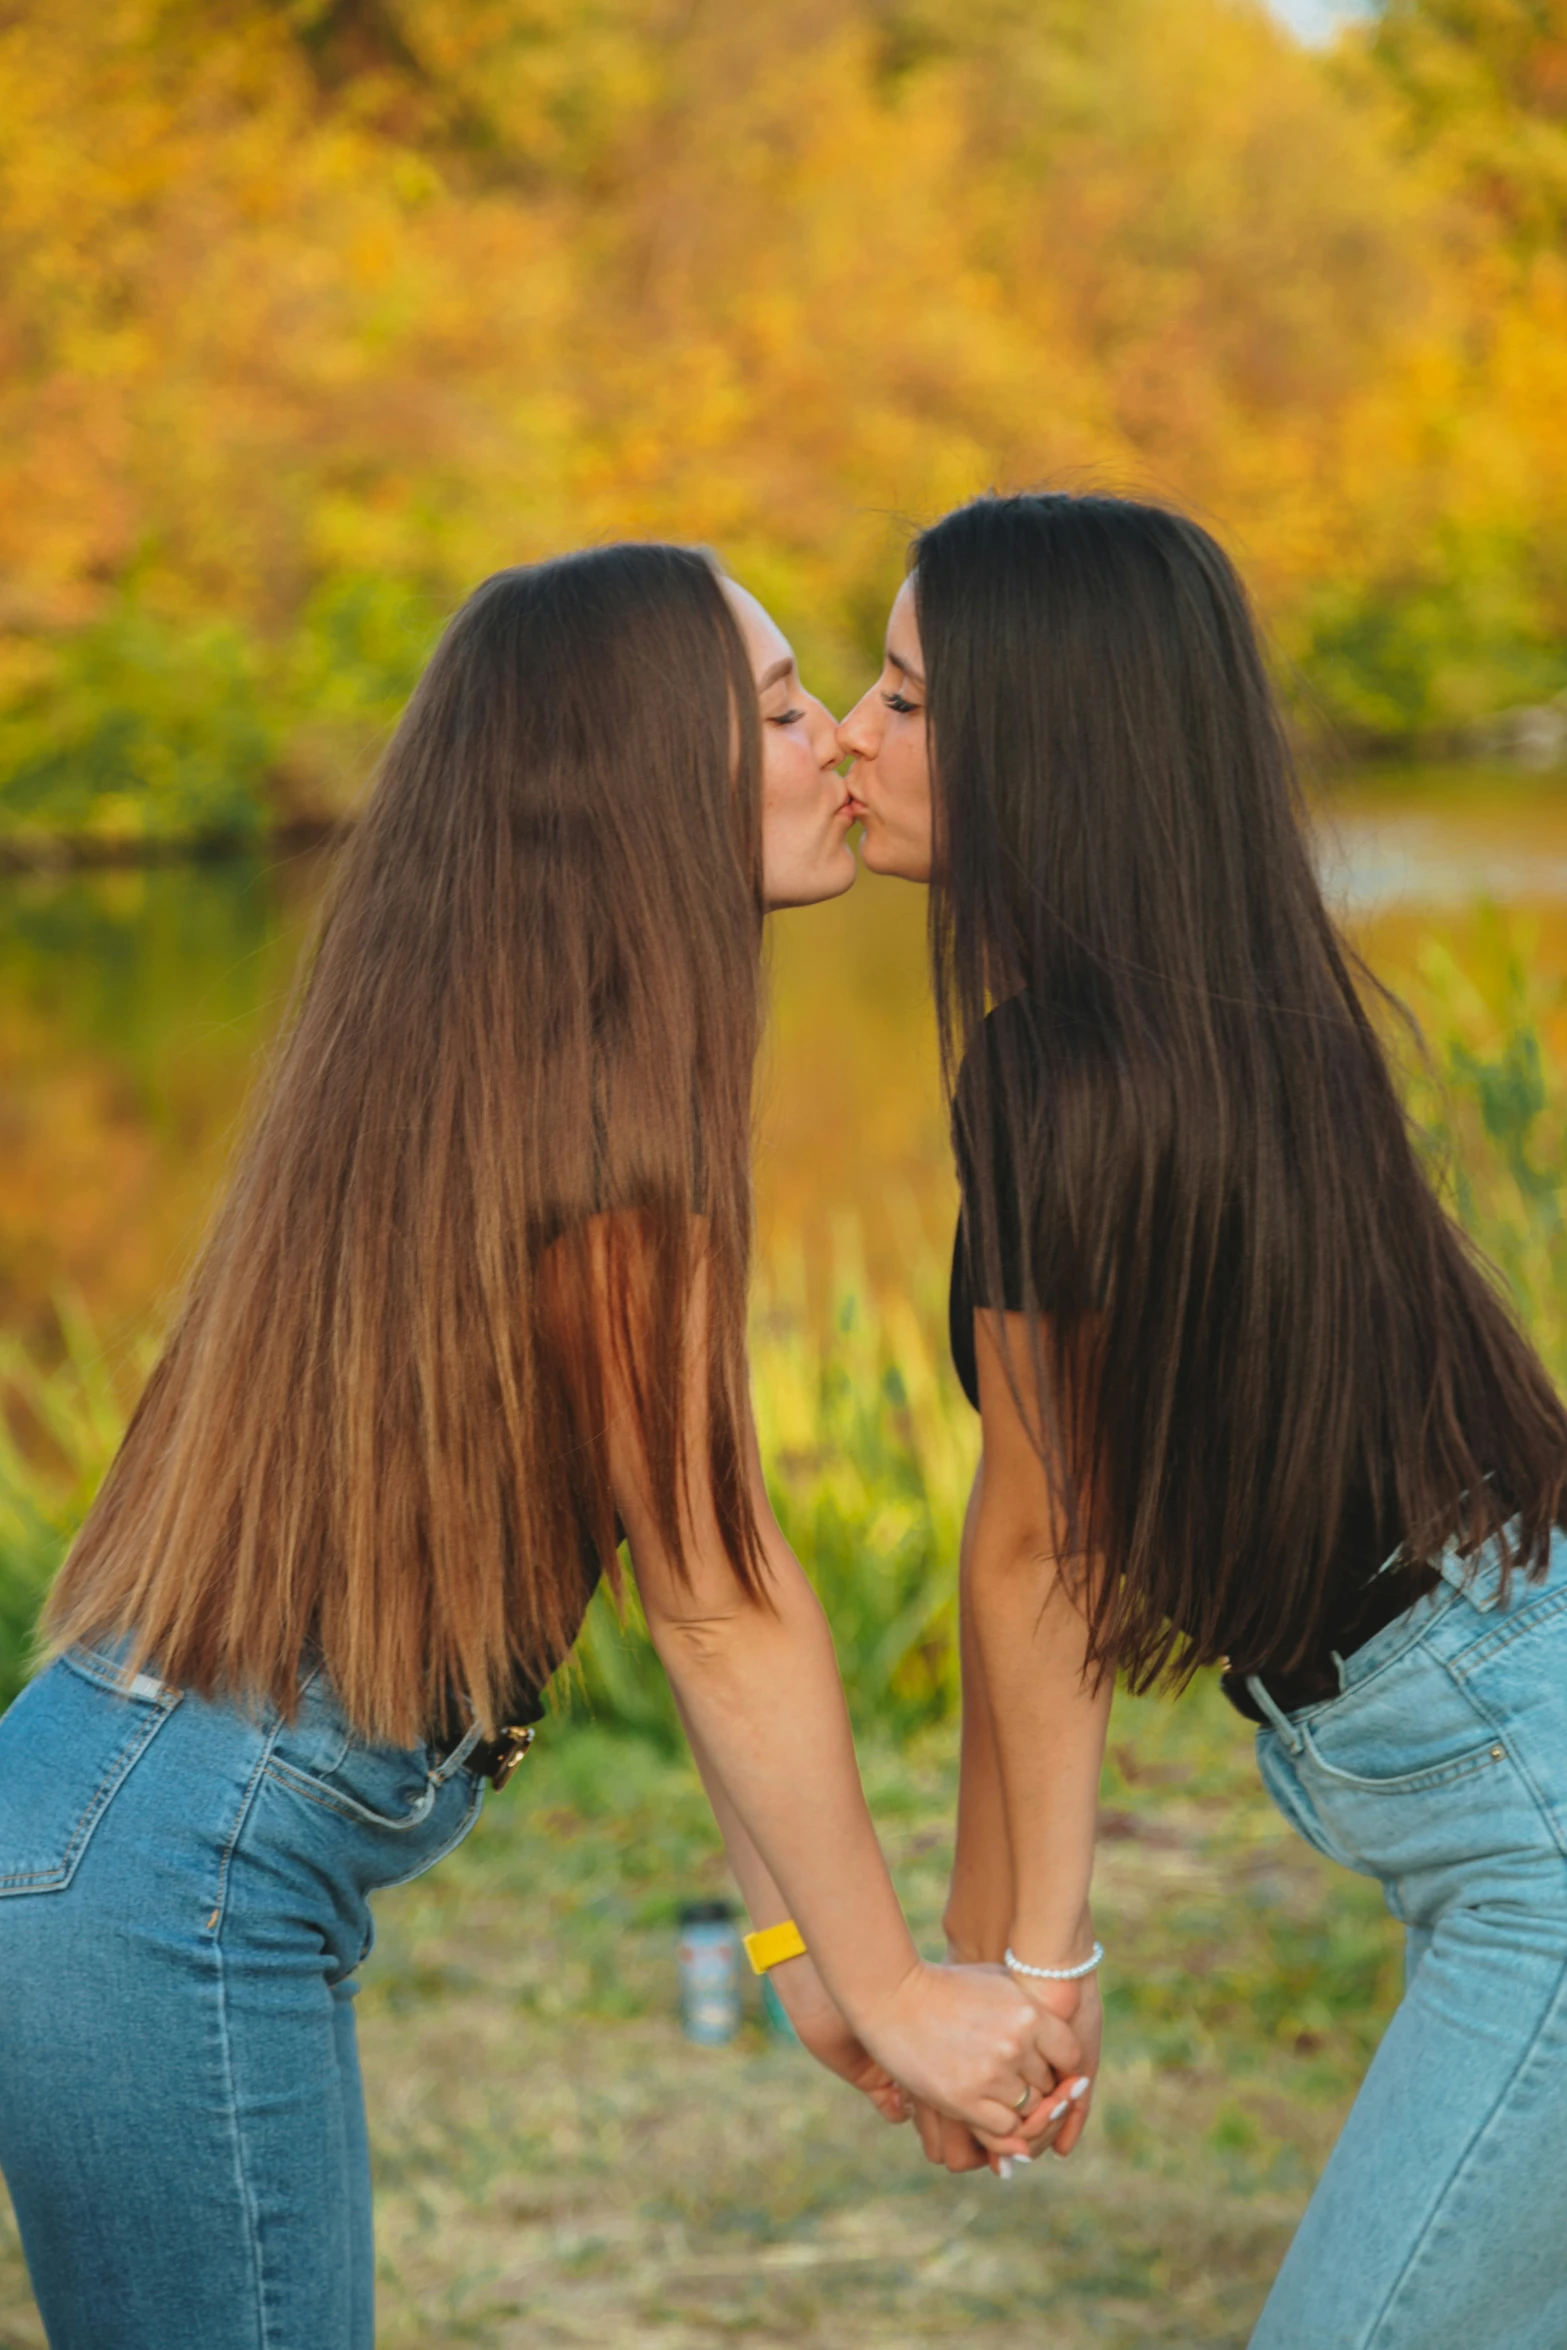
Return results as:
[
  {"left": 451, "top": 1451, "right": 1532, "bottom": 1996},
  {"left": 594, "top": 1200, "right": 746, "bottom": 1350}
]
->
[
  {"left": 1255, "top": 1728, "right": 1355, "bottom": 1870},
  {"left": 1253, "top": 1627, "right": 1560, "bottom": 1896},
  {"left": 265, "top": 1719, "right": 446, "bottom": 1832},
  {"left": 1447, "top": 1581, "right": 1567, "bottom": 1856},
  {"left": 0, "top": 1651, "right": 181, "bottom": 1895},
  {"left": 1295, "top": 1722, "right": 1507, "bottom": 1797}
]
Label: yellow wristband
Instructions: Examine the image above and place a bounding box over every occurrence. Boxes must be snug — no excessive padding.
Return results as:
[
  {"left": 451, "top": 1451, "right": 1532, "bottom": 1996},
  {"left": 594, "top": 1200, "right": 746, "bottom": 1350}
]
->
[{"left": 743, "top": 1919, "right": 807, "bottom": 1975}]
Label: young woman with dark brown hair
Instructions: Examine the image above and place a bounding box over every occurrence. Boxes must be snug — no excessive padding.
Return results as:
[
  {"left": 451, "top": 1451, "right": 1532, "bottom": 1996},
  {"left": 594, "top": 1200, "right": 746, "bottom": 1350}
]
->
[
  {"left": 839, "top": 492, "right": 1567, "bottom": 2349},
  {"left": 0, "top": 544, "right": 1080, "bottom": 2350}
]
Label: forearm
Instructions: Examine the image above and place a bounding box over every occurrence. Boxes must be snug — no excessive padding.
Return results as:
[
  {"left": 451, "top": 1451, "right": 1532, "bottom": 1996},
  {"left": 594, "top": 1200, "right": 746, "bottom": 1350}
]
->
[
  {"left": 646, "top": 1531, "right": 919, "bottom": 2034},
  {"left": 945, "top": 1466, "right": 1014, "bottom": 1963},
  {"left": 671, "top": 1685, "right": 823, "bottom": 2017},
  {"left": 966, "top": 1496, "right": 1111, "bottom": 1965}
]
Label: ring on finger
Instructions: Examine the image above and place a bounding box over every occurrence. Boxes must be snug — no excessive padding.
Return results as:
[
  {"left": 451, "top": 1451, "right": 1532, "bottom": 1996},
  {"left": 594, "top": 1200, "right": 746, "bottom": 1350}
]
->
[{"left": 1012, "top": 2085, "right": 1035, "bottom": 2114}]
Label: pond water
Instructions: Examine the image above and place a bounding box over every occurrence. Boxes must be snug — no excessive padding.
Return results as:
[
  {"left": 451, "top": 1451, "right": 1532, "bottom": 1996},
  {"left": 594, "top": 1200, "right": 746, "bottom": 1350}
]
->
[{"left": 3, "top": 773, "right": 1566, "bottom": 1341}]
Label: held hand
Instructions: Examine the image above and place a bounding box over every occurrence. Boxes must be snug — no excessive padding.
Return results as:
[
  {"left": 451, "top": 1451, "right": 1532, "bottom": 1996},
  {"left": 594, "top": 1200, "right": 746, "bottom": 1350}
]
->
[
  {"left": 858, "top": 1960, "right": 1083, "bottom": 2150},
  {"left": 910, "top": 1943, "right": 1103, "bottom": 2175},
  {"left": 1015, "top": 1968, "right": 1102, "bottom": 2158},
  {"left": 768, "top": 1958, "right": 910, "bottom": 2124},
  {"left": 912, "top": 2099, "right": 996, "bottom": 2174}
]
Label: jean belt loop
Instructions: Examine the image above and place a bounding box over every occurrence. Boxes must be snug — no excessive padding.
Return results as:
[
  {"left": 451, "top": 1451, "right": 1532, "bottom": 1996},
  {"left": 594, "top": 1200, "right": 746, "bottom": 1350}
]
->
[
  {"left": 1245, "top": 1674, "right": 1306, "bottom": 1753},
  {"left": 429, "top": 1716, "right": 487, "bottom": 1784},
  {"left": 1434, "top": 1539, "right": 1506, "bottom": 1615}
]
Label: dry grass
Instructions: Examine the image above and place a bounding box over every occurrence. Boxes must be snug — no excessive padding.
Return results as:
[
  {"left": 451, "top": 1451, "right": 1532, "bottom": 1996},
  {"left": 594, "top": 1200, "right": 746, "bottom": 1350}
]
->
[
  {"left": 0, "top": 1679, "right": 1396, "bottom": 2349},
  {"left": 358, "top": 1693, "right": 1394, "bottom": 2348}
]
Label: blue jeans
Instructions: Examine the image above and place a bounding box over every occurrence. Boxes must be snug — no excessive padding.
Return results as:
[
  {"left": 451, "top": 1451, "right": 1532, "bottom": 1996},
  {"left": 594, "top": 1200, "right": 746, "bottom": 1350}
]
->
[
  {"left": 1249, "top": 1527, "right": 1567, "bottom": 2349},
  {"left": 0, "top": 1643, "right": 486, "bottom": 2349}
]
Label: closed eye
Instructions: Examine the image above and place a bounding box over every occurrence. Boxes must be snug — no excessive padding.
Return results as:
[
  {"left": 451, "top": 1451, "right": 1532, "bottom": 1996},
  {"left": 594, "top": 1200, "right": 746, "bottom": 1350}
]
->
[
  {"left": 769, "top": 706, "right": 807, "bottom": 726},
  {"left": 883, "top": 691, "right": 918, "bottom": 716}
]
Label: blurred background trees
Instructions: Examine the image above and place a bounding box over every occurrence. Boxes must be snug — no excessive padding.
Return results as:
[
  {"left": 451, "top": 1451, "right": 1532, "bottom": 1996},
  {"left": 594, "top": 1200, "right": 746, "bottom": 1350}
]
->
[
  {"left": 4, "top": 28, "right": 1567, "bottom": 2327},
  {"left": 1, "top": 0, "right": 1565, "bottom": 841}
]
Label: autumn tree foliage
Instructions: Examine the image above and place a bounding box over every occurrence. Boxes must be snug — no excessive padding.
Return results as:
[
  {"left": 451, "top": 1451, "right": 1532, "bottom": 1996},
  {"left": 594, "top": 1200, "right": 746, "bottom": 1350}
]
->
[{"left": 1, "top": 0, "right": 1564, "bottom": 837}]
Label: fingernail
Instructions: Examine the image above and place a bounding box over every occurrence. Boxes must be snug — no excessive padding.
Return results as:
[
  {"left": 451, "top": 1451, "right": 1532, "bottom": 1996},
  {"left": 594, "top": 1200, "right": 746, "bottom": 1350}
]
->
[
  {"left": 1011, "top": 2151, "right": 1032, "bottom": 2165},
  {"left": 1045, "top": 2097, "right": 1069, "bottom": 2122},
  {"left": 1068, "top": 2076, "right": 1092, "bottom": 2101},
  {"left": 996, "top": 2156, "right": 1014, "bottom": 2181}
]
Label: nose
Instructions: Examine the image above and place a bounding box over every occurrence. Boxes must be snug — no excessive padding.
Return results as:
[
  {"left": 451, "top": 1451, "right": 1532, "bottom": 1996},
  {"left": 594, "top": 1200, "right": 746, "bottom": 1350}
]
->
[
  {"left": 802, "top": 691, "right": 840, "bottom": 771},
  {"left": 837, "top": 686, "right": 881, "bottom": 763}
]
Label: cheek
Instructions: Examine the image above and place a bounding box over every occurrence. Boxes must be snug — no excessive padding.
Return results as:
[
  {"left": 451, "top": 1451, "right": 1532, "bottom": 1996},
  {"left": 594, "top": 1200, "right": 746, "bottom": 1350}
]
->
[
  {"left": 763, "top": 736, "right": 823, "bottom": 829},
  {"left": 884, "top": 733, "right": 930, "bottom": 831}
]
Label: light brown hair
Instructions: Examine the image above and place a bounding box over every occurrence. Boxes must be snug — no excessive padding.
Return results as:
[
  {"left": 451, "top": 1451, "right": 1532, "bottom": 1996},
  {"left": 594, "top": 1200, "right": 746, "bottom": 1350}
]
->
[{"left": 46, "top": 545, "right": 767, "bottom": 1742}]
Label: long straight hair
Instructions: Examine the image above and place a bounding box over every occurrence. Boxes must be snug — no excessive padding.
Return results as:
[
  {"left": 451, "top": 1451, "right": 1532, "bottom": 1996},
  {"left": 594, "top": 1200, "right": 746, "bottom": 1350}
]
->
[
  {"left": 919, "top": 491, "right": 1567, "bottom": 1686},
  {"left": 46, "top": 544, "right": 766, "bottom": 1743}
]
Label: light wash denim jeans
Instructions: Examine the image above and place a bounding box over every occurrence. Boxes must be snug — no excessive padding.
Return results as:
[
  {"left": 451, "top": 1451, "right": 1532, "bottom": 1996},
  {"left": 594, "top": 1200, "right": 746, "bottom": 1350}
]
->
[
  {"left": 0, "top": 1642, "right": 486, "bottom": 2350},
  {"left": 1248, "top": 1526, "right": 1567, "bottom": 2350}
]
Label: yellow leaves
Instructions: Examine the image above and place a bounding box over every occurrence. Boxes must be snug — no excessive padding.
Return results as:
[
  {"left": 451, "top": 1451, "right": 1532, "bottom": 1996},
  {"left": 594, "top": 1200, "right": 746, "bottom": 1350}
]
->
[{"left": 1, "top": 0, "right": 1563, "bottom": 769}]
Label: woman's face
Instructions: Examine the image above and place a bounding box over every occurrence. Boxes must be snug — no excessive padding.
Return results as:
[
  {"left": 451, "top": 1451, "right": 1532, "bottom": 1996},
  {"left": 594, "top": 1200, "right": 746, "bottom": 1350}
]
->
[
  {"left": 722, "top": 579, "right": 855, "bottom": 911},
  {"left": 837, "top": 577, "right": 932, "bottom": 884}
]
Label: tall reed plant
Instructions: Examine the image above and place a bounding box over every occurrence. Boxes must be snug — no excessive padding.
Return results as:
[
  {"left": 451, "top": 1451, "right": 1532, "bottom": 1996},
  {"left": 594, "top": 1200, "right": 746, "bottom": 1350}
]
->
[
  {"left": 3, "top": 926, "right": 1564, "bottom": 1737},
  {"left": 0, "top": 1304, "right": 154, "bottom": 1710}
]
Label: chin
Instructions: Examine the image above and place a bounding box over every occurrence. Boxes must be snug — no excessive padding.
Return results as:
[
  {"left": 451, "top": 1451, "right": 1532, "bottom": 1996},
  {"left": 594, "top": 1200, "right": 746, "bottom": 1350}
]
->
[
  {"left": 822, "top": 845, "right": 858, "bottom": 899},
  {"left": 857, "top": 835, "right": 927, "bottom": 884},
  {"left": 764, "top": 845, "right": 860, "bottom": 911},
  {"left": 800, "top": 845, "right": 859, "bottom": 906}
]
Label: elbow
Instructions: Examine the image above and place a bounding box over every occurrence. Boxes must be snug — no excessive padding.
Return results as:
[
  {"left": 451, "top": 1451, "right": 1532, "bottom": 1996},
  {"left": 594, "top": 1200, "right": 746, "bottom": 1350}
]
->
[
  {"left": 648, "top": 1574, "right": 831, "bottom": 1689},
  {"left": 649, "top": 1610, "right": 749, "bottom": 1674},
  {"left": 968, "top": 1508, "right": 1063, "bottom": 1585}
]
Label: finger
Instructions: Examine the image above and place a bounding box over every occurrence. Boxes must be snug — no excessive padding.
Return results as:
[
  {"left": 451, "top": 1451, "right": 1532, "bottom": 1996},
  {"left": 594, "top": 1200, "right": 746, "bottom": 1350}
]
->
[
  {"left": 975, "top": 2029, "right": 1058, "bottom": 2117},
  {"left": 984, "top": 2068, "right": 1051, "bottom": 2135},
  {"left": 1019, "top": 2103, "right": 1069, "bottom": 2154},
  {"left": 1015, "top": 2049, "right": 1057, "bottom": 2100},
  {"left": 971, "top": 2097, "right": 1055, "bottom": 2147},
  {"left": 941, "top": 2120, "right": 991, "bottom": 2175},
  {"left": 1052, "top": 2089, "right": 1094, "bottom": 2158},
  {"left": 1021, "top": 2074, "right": 1092, "bottom": 2150},
  {"left": 861, "top": 2067, "right": 910, "bottom": 2116},
  {"left": 913, "top": 2099, "right": 946, "bottom": 2164},
  {"left": 1024, "top": 2012, "right": 1085, "bottom": 2079}
]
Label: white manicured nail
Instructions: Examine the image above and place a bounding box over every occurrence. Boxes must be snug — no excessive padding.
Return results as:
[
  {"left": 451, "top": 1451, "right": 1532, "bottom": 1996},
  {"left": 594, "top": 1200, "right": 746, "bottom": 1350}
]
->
[
  {"left": 1068, "top": 2076, "right": 1092, "bottom": 2101},
  {"left": 996, "top": 2157, "right": 1014, "bottom": 2180},
  {"left": 1012, "top": 2151, "right": 1033, "bottom": 2165},
  {"left": 1046, "top": 2097, "right": 1069, "bottom": 2122}
]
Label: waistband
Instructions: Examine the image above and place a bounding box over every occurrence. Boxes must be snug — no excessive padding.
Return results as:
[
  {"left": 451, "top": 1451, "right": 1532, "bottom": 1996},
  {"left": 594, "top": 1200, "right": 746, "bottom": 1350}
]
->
[
  {"left": 68, "top": 1636, "right": 535, "bottom": 1791},
  {"left": 1222, "top": 1516, "right": 1540, "bottom": 1731}
]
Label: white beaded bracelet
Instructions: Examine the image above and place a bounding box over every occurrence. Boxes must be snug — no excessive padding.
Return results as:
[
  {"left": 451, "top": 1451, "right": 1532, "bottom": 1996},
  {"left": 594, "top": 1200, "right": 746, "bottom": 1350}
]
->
[{"left": 1004, "top": 1941, "right": 1105, "bottom": 1982}]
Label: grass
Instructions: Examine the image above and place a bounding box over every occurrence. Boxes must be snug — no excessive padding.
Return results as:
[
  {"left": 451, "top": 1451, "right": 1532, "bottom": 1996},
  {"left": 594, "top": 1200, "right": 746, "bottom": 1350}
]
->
[
  {"left": 0, "top": 919, "right": 1563, "bottom": 2342},
  {"left": 0, "top": 1698, "right": 1383, "bottom": 2349},
  {"left": 331, "top": 1691, "right": 1397, "bottom": 2348}
]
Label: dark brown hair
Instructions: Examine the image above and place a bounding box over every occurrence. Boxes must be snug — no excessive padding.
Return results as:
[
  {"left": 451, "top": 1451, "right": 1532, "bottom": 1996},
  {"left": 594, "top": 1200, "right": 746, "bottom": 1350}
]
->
[
  {"left": 46, "top": 544, "right": 766, "bottom": 1742},
  {"left": 919, "top": 490, "right": 1567, "bottom": 1686}
]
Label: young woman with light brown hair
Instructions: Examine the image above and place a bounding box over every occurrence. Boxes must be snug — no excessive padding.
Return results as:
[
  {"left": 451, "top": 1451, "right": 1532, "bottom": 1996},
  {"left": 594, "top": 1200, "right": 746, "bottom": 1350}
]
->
[{"left": 0, "top": 544, "right": 1080, "bottom": 2350}]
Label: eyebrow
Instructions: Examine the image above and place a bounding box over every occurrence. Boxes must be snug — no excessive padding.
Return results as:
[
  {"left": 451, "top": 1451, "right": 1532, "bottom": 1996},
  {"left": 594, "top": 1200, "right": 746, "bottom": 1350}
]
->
[
  {"left": 757, "top": 655, "right": 796, "bottom": 691},
  {"left": 886, "top": 646, "right": 925, "bottom": 687}
]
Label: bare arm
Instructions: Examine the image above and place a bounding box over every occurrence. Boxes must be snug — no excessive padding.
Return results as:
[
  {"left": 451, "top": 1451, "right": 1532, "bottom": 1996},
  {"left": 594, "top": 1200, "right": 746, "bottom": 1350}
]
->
[
  {"left": 549, "top": 1219, "right": 1082, "bottom": 2143},
  {"left": 944, "top": 1461, "right": 1014, "bottom": 1966},
  {"left": 949, "top": 1309, "right": 1113, "bottom": 2158},
  {"left": 670, "top": 1685, "right": 910, "bottom": 2123}
]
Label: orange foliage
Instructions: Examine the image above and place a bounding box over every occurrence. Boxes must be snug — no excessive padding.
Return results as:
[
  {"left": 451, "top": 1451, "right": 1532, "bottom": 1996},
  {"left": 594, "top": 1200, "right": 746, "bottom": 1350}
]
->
[{"left": 0, "top": 0, "right": 1563, "bottom": 796}]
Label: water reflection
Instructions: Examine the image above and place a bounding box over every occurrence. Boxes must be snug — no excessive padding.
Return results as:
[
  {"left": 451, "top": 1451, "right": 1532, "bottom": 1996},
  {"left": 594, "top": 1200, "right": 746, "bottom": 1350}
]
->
[
  {"left": 1322, "top": 780, "right": 1567, "bottom": 913},
  {"left": 3, "top": 778, "right": 1565, "bottom": 1336}
]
